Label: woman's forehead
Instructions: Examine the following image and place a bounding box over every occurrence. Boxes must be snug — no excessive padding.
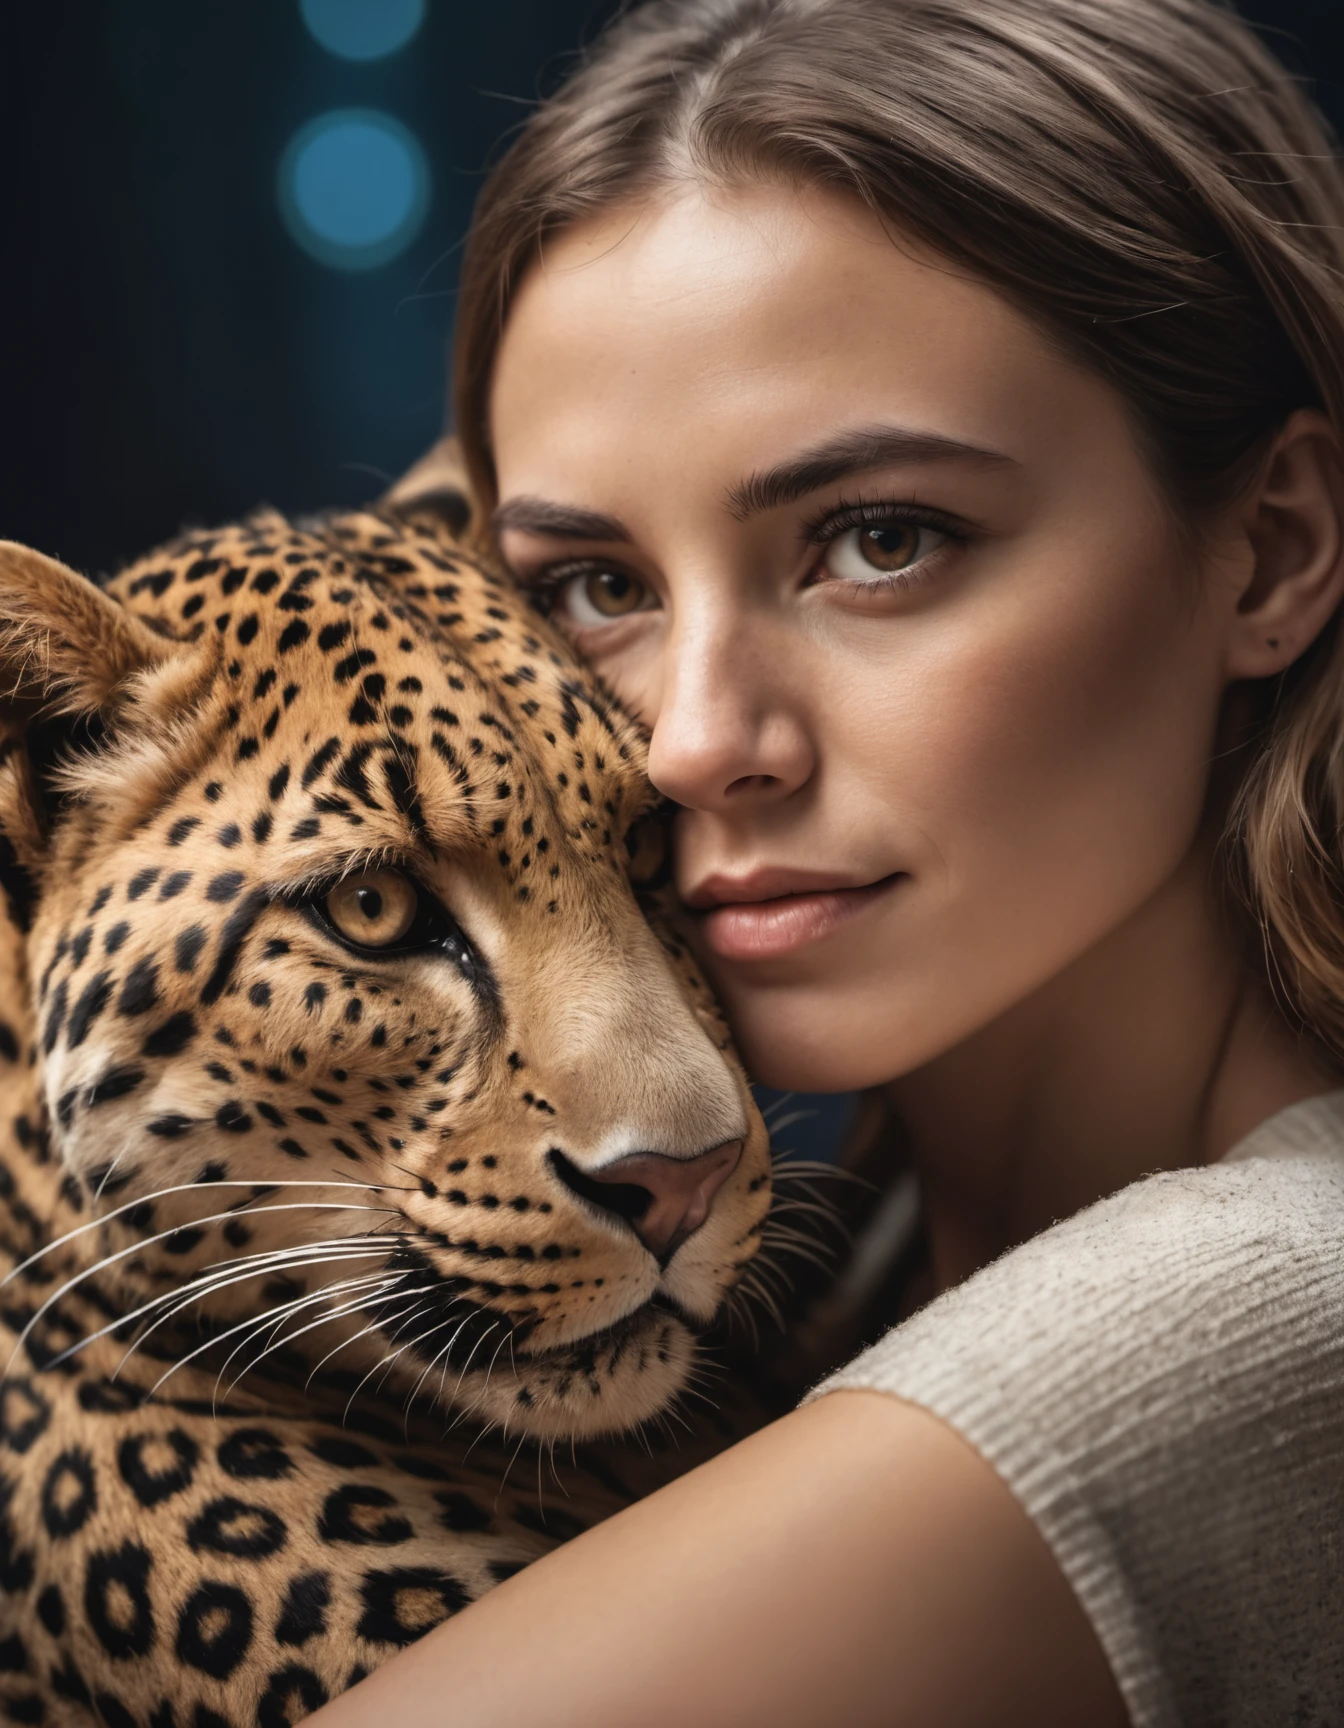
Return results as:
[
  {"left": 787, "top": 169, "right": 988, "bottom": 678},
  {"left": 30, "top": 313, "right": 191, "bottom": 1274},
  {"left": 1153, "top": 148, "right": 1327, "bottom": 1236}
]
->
[
  {"left": 496, "top": 184, "right": 1027, "bottom": 398},
  {"left": 490, "top": 182, "right": 1135, "bottom": 516}
]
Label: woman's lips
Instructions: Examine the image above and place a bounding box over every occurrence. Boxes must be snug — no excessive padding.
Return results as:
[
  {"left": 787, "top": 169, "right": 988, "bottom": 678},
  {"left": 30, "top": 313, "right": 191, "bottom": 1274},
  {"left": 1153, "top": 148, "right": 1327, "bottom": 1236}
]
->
[{"left": 690, "top": 872, "right": 905, "bottom": 962}]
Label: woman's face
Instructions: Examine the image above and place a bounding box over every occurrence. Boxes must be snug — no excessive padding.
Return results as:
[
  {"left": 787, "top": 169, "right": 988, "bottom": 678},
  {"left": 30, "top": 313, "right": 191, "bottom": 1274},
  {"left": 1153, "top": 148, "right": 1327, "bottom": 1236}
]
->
[{"left": 489, "top": 183, "right": 1244, "bottom": 1090}]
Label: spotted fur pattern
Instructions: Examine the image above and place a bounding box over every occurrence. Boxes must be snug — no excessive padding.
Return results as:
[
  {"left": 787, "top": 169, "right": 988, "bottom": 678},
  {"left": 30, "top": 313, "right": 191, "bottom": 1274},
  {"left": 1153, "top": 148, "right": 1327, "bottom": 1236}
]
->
[{"left": 0, "top": 497, "right": 772, "bottom": 1725}]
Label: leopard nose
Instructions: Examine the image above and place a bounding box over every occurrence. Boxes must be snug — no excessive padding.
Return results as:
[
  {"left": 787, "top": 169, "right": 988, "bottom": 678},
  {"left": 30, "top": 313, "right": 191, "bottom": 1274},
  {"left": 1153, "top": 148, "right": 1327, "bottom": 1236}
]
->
[{"left": 549, "top": 1140, "right": 743, "bottom": 1264}]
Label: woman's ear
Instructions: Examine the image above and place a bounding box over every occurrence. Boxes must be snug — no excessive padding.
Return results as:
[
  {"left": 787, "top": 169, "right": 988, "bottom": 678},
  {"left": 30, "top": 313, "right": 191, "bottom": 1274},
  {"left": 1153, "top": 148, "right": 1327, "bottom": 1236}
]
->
[
  {"left": 1224, "top": 408, "right": 1344, "bottom": 680},
  {"left": 0, "top": 541, "right": 179, "bottom": 717}
]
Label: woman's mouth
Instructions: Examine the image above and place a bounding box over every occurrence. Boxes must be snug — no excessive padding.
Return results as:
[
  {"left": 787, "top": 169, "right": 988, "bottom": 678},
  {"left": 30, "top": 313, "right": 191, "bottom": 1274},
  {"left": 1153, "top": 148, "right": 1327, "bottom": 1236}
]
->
[{"left": 685, "top": 869, "right": 906, "bottom": 962}]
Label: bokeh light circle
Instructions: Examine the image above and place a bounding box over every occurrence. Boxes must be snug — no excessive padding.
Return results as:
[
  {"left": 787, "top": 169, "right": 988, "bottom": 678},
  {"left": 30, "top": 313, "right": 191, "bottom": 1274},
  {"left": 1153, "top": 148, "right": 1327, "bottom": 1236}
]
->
[
  {"left": 278, "top": 109, "right": 430, "bottom": 271},
  {"left": 299, "top": 0, "right": 426, "bottom": 62}
]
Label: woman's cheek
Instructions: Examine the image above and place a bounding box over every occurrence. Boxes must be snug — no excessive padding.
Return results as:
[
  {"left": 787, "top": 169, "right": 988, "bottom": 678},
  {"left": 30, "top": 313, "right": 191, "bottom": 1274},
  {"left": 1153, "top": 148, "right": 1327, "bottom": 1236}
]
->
[
  {"left": 883, "top": 548, "right": 1218, "bottom": 960},
  {"left": 720, "top": 549, "right": 1223, "bottom": 1082}
]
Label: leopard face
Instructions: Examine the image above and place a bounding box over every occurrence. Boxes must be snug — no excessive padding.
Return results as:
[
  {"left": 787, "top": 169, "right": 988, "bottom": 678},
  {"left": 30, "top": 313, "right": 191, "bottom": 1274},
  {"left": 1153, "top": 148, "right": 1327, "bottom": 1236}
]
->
[{"left": 0, "top": 505, "right": 770, "bottom": 1442}]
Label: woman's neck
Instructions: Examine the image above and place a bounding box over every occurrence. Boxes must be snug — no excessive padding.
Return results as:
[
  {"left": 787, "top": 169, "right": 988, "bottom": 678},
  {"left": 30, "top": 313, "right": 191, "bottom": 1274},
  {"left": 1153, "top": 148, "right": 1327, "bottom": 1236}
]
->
[{"left": 886, "top": 833, "right": 1340, "bottom": 1293}]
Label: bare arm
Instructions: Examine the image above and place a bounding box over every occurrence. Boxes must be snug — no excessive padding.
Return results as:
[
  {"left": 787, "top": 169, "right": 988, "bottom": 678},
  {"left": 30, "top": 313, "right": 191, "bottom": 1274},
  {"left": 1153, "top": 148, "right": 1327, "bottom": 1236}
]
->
[{"left": 307, "top": 1390, "right": 1130, "bottom": 1728}]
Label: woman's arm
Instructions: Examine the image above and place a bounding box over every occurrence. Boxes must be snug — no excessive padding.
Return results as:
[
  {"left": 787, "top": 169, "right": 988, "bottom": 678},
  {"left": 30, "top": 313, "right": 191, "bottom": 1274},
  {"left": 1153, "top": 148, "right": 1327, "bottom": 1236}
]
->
[{"left": 307, "top": 1391, "right": 1129, "bottom": 1728}]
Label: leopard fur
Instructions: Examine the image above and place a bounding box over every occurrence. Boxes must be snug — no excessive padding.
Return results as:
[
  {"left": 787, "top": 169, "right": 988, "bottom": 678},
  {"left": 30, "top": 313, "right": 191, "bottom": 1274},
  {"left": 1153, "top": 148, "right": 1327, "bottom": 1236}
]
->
[{"left": 0, "top": 496, "right": 773, "bottom": 1726}]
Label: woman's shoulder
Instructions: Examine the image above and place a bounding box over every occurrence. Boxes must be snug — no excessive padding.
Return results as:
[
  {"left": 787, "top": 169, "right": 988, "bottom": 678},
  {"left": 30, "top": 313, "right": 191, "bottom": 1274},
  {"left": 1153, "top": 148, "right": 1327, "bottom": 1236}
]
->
[
  {"left": 820, "top": 1086, "right": 1344, "bottom": 1399},
  {"left": 808, "top": 1088, "right": 1344, "bottom": 1728}
]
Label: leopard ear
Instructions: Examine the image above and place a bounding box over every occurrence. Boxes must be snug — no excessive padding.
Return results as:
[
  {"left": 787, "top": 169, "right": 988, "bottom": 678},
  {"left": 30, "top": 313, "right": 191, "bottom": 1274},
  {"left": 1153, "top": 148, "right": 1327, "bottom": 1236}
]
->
[
  {"left": 0, "top": 541, "right": 179, "bottom": 719},
  {"left": 381, "top": 436, "right": 478, "bottom": 544}
]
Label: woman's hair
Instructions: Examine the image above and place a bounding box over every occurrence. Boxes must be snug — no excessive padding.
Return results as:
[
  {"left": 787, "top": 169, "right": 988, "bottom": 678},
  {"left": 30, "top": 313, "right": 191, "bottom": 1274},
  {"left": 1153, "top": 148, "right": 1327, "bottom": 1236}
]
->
[{"left": 452, "top": 0, "right": 1344, "bottom": 1063}]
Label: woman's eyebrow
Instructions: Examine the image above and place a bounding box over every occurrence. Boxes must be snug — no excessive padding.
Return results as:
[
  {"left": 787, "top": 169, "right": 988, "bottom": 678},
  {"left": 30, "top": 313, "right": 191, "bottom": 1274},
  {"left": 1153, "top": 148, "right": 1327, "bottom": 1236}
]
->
[
  {"left": 491, "top": 497, "right": 633, "bottom": 542},
  {"left": 490, "top": 425, "right": 1016, "bottom": 543},
  {"left": 726, "top": 424, "right": 1019, "bottom": 519}
]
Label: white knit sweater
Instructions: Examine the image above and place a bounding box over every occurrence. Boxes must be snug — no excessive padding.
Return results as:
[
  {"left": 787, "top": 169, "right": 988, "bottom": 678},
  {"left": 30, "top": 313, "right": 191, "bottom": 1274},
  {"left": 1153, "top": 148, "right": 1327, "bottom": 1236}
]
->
[{"left": 806, "top": 1090, "right": 1344, "bottom": 1728}]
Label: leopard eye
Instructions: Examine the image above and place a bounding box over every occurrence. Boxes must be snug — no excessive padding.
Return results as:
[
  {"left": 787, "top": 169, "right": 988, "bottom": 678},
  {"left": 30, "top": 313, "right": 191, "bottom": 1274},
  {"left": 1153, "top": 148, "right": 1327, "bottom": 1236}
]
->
[
  {"left": 324, "top": 870, "right": 418, "bottom": 948},
  {"left": 625, "top": 808, "right": 672, "bottom": 892},
  {"left": 308, "top": 868, "right": 482, "bottom": 981}
]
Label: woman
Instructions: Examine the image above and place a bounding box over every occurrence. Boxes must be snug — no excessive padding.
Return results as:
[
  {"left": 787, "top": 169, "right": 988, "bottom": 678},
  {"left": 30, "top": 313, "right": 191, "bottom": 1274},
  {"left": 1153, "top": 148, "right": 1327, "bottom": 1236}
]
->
[{"left": 315, "top": 0, "right": 1344, "bottom": 1722}]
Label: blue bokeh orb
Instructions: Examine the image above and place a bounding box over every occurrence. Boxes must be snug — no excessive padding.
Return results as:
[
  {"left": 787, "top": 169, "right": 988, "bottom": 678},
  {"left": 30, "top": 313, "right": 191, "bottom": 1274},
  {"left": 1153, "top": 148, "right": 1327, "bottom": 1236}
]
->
[
  {"left": 278, "top": 109, "right": 430, "bottom": 271},
  {"left": 298, "top": 0, "right": 426, "bottom": 62}
]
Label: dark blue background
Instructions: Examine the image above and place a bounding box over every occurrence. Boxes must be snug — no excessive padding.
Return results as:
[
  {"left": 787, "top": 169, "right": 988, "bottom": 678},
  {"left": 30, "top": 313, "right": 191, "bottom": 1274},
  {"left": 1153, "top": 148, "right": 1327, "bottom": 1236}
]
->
[
  {"left": 2, "top": 1, "right": 619, "bottom": 572},
  {"left": 3, "top": 2, "right": 1341, "bottom": 576},
  {"left": 1, "top": 2, "right": 1339, "bottom": 1161}
]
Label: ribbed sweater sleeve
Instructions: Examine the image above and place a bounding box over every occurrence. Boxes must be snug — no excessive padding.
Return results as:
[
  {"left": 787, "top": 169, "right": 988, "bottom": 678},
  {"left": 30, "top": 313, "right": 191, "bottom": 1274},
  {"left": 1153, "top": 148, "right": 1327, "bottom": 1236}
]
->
[{"left": 803, "top": 1091, "right": 1344, "bottom": 1728}]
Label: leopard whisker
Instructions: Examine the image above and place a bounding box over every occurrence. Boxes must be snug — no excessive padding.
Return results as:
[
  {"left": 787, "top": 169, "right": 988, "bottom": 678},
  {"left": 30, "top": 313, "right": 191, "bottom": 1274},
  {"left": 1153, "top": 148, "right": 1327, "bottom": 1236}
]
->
[
  {"left": 759, "top": 1218, "right": 841, "bottom": 1249},
  {"left": 446, "top": 1323, "right": 509, "bottom": 1440},
  {"left": 763, "top": 1196, "right": 850, "bottom": 1225},
  {"left": 303, "top": 1288, "right": 459, "bottom": 1389},
  {"left": 771, "top": 1159, "right": 869, "bottom": 1186},
  {"left": 740, "top": 1269, "right": 791, "bottom": 1319},
  {"left": 748, "top": 1241, "right": 796, "bottom": 1282},
  {"left": 762, "top": 1256, "right": 800, "bottom": 1295},
  {"left": 340, "top": 1298, "right": 446, "bottom": 1423},
  {"left": 370, "top": 1300, "right": 443, "bottom": 1397},
  {"left": 726, "top": 1288, "right": 762, "bottom": 1350},
  {"left": 737, "top": 1251, "right": 789, "bottom": 1299},
  {"left": 393, "top": 1305, "right": 481, "bottom": 1416},
  {"left": 107, "top": 1246, "right": 397, "bottom": 1381},
  {"left": 493, "top": 1427, "right": 531, "bottom": 1510},
  {"left": 135, "top": 1269, "right": 393, "bottom": 1406},
  {"left": 434, "top": 1303, "right": 492, "bottom": 1408},
  {"left": 757, "top": 1232, "right": 841, "bottom": 1274},
  {"left": 658, "top": 1399, "right": 695, "bottom": 1438},
  {"left": 36, "top": 1238, "right": 396, "bottom": 1375},
  {"left": 401, "top": 1300, "right": 486, "bottom": 1418},
  {"left": 120, "top": 1233, "right": 397, "bottom": 1334},
  {"left": 222, "top": 1277, "right": 416, "bottom": 1408},
  {"left": 180, "top": 1229, "right": 401, "bottom": 1288},
  {"left": 220, "top": 1270, "right": 393, "bottom": 1368},
  {"left": 210, "top": 1273, "right": 401, "bottom": 1408},
  {"left": 735, "top": 1267, "right": 787, "bottom": 1331},
  {"left": 751, "top": 1290, "right": 787, "bottom": 1332},
  {"left": 89, "top": 1147, "right": 139, "bottom": 1203},
  {"left": 476, "top": 1324, "right": 515, "bottom": 1409},
  {"left": 674, "top": 1361, "right": 720, "bottom": 1395},
  {"left": 4, "top": 1202, "right": 405, "bottom": 1377},
  {"left": 764, "top": 1108, "right": 819, "bottom": 1138},
  {"left": 670, "top": 1380, "right": 722, "bottom": 1416},
  {"left": 439, "top": 1306, "right": 507, "bottom": 1413},
  {"left": 762, "top": 1247, "right": 839, "bottom": 1280},
  {"left": 1, "top": 1177, "right": 407, "bottom": 1289}
]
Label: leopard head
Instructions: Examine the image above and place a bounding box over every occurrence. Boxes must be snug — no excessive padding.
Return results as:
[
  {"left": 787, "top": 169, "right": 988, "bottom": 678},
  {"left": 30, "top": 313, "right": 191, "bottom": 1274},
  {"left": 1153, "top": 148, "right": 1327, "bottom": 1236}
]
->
[{"left": 0, "top": 503, "right": 770, "bottom": 1440}]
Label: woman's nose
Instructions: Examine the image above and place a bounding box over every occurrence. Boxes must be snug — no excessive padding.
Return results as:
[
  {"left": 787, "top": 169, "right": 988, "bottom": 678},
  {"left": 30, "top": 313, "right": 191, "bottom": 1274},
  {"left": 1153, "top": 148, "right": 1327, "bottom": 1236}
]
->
[{"left": 646, "top": 611, "right": 815, "bottom": 812}]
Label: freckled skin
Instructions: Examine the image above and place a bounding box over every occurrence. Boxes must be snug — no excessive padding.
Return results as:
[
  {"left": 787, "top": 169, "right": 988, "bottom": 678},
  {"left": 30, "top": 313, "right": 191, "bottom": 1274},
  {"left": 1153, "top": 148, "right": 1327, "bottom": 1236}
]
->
[{"left": 0, "top": 496, "right": 775, "bottom": 1723}]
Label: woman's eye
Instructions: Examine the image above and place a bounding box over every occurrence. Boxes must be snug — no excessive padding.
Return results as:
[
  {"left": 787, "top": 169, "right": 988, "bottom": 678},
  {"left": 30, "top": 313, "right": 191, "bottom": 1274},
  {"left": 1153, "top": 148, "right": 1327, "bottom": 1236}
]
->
[
  {"left": 324, "top": 869, "right": 419, "bottom": 948},
  {"left": 556, "top": 569, "right": 654, "bottom": 626},
  {"left": 822, "top": 520, "right": 949, "bottom": 585}
]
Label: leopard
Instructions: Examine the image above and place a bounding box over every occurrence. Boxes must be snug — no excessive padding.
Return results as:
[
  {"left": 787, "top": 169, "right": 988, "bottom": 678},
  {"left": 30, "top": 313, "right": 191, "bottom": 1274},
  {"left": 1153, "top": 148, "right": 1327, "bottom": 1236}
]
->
[{"left": 0, "top": 475, "right": 781, "bottom": 1728}]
